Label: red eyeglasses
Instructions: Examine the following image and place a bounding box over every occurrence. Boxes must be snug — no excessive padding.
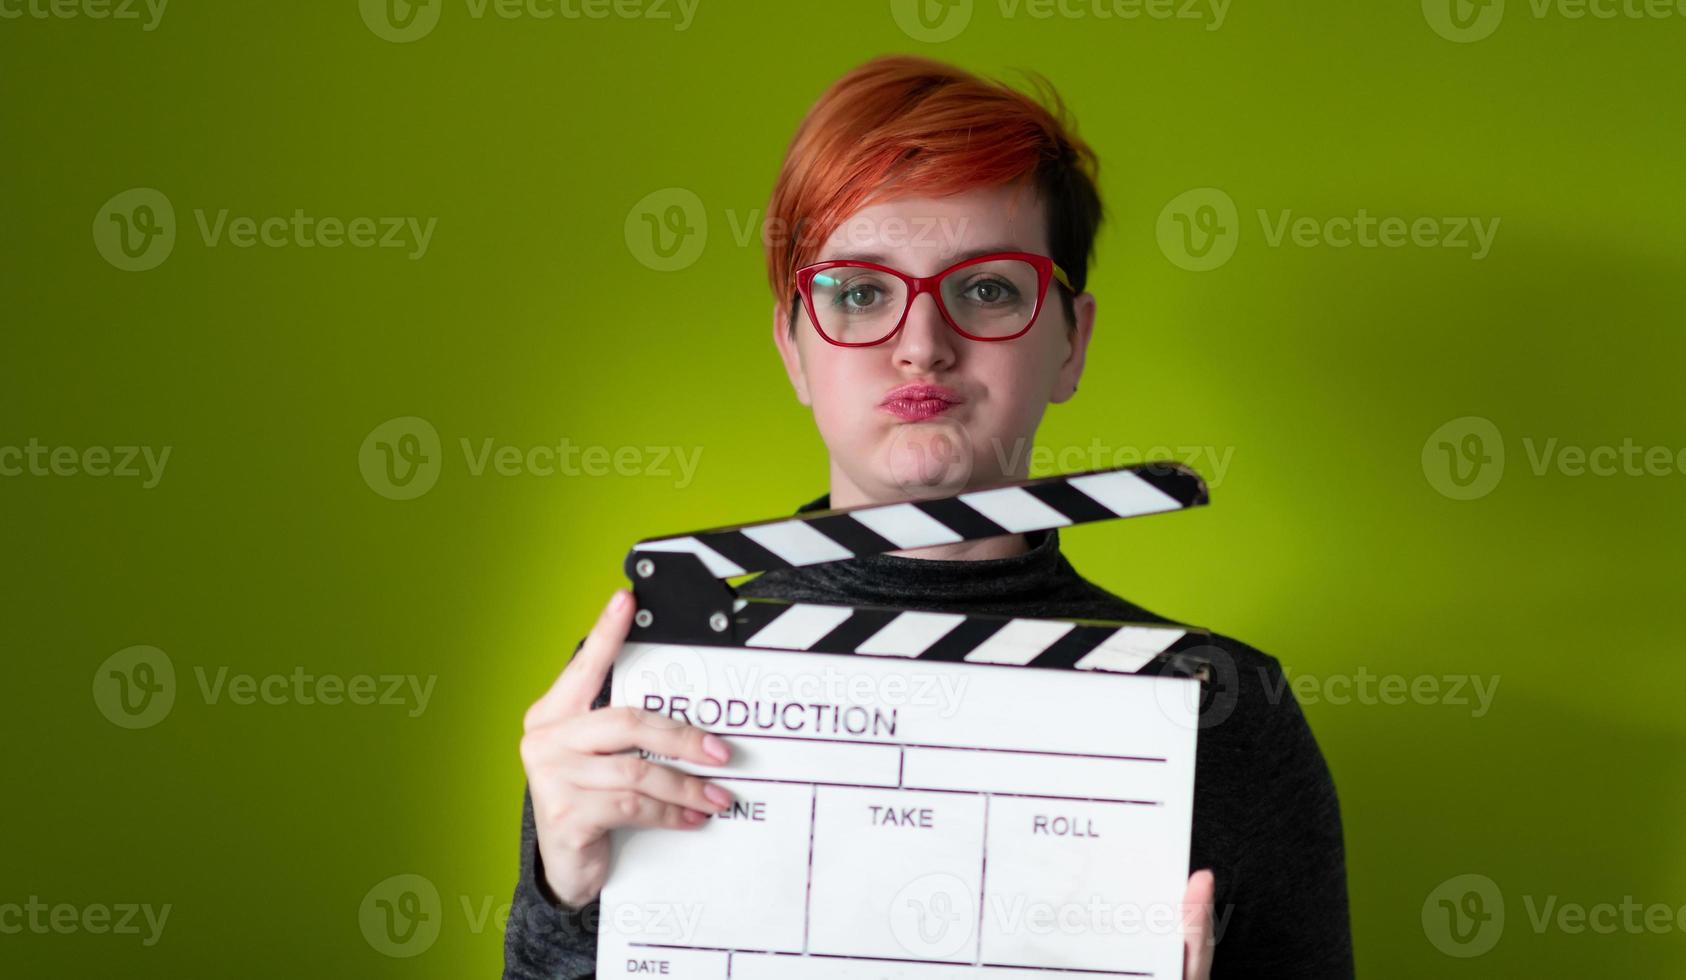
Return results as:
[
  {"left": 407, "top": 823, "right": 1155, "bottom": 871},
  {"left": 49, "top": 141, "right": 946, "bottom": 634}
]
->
[{"left": 794, "top": 251, "right": 1073, "bottom": 348}]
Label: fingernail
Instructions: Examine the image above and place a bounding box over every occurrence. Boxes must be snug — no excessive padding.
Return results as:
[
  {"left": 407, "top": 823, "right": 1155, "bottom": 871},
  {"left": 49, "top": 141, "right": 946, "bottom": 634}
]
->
[
  {"left": 608, "top": 590, "right": 628, "bottom": 612},
  {"left": 702, "top": 733, "right": 730, "bottom": 763},
  {"left": 681, "top": 809, "right": 707, "bottom": 826},
  {"left": 703, "top": 784, "right": 733, "bottom": 809}
]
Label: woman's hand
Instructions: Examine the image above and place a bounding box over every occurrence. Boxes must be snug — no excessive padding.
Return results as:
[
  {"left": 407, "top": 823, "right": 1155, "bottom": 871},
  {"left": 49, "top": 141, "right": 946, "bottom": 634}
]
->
[
  {"left": 1182, "top": 868, "right": 1217, "bottom": 980},
  {"left": 520, "top": 588, "right": 735, "bottom": 909}
]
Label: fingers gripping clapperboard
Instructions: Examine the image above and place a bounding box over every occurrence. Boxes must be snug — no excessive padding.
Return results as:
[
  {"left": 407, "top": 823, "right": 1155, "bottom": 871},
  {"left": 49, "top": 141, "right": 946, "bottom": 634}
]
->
[{"left": 598, "top": 462, "right": 1216, "bottom": 980}]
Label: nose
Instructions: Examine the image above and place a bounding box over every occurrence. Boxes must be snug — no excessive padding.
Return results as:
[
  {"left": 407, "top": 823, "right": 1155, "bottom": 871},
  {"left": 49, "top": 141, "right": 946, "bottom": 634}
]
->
[{"left": 890, "top": 289, "right": 957, "bottom": 373}]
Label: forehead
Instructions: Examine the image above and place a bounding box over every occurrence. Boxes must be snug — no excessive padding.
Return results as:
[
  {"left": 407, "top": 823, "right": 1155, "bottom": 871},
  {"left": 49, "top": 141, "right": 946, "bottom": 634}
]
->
[{"left": 817, "top": 182, "right": 1049, "bottom": 264}]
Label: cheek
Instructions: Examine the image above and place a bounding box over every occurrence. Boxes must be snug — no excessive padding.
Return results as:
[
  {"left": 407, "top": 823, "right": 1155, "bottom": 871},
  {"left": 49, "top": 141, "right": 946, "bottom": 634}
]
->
[
  {"left": 804, "top": 357, "right": 878, "bottom": 431},
  {"left": 969, "top": 347, "right": 1053, "bottom": 418}
]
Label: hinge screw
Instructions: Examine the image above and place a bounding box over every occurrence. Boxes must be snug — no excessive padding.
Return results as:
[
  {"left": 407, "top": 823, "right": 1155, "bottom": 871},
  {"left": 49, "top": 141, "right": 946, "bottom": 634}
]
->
[
  {"left": 634, "top": 609, "right": 654, "bottom": 628},
  {"left": 709, "top": 612, "right": 729, "bottom": 633},
  {"left": 635, "top": 558, "right": 655, "bottom": 578}
]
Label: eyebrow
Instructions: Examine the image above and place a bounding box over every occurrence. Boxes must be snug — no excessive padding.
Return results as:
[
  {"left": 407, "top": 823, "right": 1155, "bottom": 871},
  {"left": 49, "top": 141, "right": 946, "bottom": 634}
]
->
[{"left": 818, "top": 244, "right": 1029, "bottom": 266}]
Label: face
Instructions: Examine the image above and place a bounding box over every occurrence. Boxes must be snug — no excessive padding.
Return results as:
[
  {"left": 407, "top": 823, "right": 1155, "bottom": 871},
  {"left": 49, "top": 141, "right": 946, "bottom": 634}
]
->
[{"left": 773, "top": 182, "right": 1096, "bottom": 509}]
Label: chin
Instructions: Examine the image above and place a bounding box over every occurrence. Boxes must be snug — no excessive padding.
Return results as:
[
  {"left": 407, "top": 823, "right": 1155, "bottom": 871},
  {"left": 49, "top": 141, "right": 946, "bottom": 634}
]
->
[{"left": 879, "top": 418, "right": 977, "bottom": 500}]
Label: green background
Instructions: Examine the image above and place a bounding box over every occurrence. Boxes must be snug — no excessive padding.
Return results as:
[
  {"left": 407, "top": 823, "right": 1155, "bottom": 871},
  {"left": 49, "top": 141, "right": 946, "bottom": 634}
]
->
[{"left": 3, "top": 0, "right": 1684, "bottom": 975}]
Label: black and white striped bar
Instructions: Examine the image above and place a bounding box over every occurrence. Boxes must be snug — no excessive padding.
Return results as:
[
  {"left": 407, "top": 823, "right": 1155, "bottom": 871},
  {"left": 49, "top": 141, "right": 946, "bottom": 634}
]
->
[
  {"left": 629, "top": 461, "right": 1208, "bottom": 580},
  {"left": 724, "top": 597, "right": 1207, "bottom": 676}
]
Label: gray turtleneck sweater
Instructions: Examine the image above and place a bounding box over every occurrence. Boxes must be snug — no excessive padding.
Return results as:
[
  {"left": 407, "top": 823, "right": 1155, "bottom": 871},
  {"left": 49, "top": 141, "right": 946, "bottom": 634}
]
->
[{"left": 503, "top": 493, "right": 1353, "bottom": 979}]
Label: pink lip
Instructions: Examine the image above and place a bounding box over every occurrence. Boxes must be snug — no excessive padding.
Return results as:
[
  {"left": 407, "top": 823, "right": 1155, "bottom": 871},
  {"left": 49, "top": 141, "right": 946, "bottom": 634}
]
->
[{"left": 879, "top": 383, "right": 964, "bottom": 422}]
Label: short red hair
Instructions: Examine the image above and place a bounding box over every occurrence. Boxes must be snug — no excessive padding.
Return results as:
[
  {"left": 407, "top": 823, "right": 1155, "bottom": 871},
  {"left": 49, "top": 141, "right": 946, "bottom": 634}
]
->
[{"left": 765, "top": 55, "right": 1103, "bottom": 329}]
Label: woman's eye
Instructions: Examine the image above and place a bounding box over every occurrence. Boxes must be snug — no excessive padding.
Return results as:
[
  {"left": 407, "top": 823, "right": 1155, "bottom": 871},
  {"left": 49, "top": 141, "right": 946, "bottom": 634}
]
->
[
  {"left": 964, "top": 278, "right": 1018, "bottom": 305},
  {"left": 834, "top": 283, "right": 886, "bottom": 310}
]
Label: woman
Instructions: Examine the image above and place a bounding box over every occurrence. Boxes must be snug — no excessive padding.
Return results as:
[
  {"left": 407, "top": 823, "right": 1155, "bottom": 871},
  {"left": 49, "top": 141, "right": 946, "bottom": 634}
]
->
[{"left": 506, "top": 54, "right": 1352, "bottom": 979}]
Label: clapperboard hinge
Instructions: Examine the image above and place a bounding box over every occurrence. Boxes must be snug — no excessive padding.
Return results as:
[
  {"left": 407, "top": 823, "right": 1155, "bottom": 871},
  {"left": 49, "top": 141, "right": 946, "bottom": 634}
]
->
[{"left": 622, "top": 461, "right": 1219, "bottom": 682}]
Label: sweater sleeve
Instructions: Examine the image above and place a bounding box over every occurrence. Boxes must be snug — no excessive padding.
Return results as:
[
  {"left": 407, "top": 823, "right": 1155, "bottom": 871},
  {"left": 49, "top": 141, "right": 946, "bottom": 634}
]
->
[
  {"left": 1210, "top": 656, "right": 1354, "bottom": 979},
  {"left": 503, "top": 785, "right": 602, "bottom": 980},
  {"left": 502, "top": 648, "right": 614, "bottom": 980}
]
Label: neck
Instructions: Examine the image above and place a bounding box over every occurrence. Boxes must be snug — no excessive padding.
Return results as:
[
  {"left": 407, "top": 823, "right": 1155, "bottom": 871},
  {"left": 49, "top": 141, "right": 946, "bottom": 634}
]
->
[{"left": 828, "top": 457, "right": 1033, "bottom": 561}]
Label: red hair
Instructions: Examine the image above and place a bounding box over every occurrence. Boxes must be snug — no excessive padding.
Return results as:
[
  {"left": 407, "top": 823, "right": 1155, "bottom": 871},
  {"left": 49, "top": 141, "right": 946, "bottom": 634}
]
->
[{"left": 765, "top": 55, "right": 1103, "bottom": 328}]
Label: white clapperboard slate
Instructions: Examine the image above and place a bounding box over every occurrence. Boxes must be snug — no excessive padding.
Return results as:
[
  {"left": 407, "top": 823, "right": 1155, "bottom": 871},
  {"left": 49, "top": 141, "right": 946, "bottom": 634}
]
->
[{"left": 597, "top": 462, "right": 1216, "bottom": 980}]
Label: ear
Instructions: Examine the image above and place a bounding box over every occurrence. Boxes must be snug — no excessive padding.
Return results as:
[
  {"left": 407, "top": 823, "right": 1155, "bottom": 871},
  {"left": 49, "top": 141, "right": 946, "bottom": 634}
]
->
[
  {"left": 1050, "top": 291, "right": 1096, "bottom": 404},
  {"left": 771, "top": 300, "right": 811, "bottom": 406}
]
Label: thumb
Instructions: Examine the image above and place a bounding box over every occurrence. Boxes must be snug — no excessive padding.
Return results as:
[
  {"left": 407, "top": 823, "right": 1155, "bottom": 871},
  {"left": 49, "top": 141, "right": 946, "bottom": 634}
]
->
[{"left": 1182, "top": 868, "right": 1216, "bottom": 980}]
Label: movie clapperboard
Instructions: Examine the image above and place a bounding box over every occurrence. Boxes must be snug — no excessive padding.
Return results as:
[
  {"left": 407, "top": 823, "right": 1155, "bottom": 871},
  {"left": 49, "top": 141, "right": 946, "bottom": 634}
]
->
[{"left": 598, "top": 462, "right": 1215, "bottom": 980}]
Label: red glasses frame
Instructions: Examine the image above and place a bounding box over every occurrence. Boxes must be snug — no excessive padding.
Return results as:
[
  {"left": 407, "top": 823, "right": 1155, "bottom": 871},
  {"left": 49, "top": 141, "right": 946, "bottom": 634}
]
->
[{"left": 794, "top": 251, "right": 1074, "bottom": 348}]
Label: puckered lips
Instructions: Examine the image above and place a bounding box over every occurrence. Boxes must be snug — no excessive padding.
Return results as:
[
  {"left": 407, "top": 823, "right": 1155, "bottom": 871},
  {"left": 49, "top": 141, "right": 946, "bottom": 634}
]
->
[{"left": 879, "top": 382, "right": 965, "bottom": 422}]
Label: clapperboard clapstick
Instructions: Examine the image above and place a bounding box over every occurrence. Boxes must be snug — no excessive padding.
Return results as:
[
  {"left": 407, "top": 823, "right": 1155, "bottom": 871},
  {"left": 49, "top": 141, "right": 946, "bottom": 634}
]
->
[{"left": 623, "top": 461, "right": 1218, "bottom": 681}]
